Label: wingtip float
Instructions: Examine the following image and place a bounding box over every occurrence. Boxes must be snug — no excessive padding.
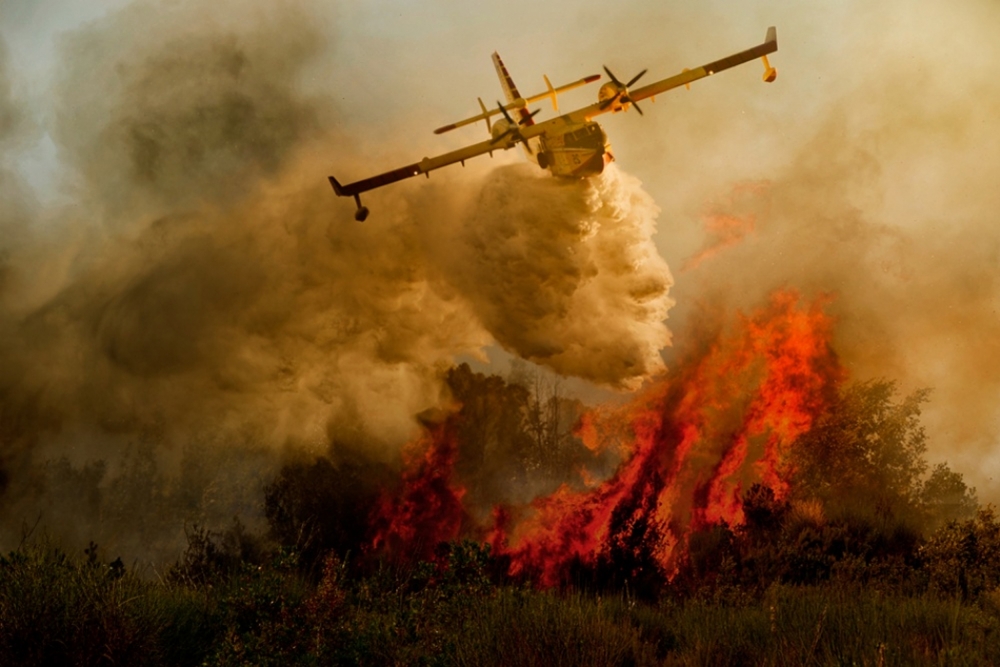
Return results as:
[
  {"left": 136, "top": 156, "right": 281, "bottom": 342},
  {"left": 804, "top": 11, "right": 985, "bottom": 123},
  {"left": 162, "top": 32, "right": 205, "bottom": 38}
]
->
[{"left": 330, "top": 26, "right": 778, "bottom": 222}]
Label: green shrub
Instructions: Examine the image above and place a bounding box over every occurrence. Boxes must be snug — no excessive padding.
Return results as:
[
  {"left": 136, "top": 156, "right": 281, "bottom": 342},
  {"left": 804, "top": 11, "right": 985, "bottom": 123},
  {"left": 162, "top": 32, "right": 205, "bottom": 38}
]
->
[{"left": 921, "top": 507, "right": 1000, "bottom": 599}]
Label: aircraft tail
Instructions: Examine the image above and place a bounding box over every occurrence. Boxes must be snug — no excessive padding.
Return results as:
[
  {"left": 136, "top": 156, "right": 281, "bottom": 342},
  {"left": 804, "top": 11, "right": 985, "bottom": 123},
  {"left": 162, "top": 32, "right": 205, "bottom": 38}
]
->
[{"left": 492, "top": 52, "right": 536, "bottom": 127}]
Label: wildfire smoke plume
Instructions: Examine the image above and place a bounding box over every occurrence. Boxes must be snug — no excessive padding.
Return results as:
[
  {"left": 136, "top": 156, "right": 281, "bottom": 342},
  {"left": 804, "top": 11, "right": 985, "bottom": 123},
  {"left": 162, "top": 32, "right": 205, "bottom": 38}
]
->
[{"left": 0, "top": 0, "right": 674, "bottom": 557}]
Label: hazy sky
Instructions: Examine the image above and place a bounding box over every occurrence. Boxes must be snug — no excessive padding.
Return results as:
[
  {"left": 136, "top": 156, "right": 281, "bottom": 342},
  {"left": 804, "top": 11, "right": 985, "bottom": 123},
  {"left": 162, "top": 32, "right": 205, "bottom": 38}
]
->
[
  {"left": 4, "top": 0, "right": 993, "bottom": 258},
  {"left": 2, "top": 0, "right": 999, "bottom": 497}
]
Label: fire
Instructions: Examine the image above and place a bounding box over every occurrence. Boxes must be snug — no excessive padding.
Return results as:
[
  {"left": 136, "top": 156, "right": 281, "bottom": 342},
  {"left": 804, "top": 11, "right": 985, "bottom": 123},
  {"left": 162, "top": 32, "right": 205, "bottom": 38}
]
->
[
  {"left": 681, "top": 181, "right": 768, "bottom": 272},
  {"left": 369, "top": 291, "right": 843, "bottom": 585},
  {"left": 367, "top": 419, "right": 466, "bottom": 562}
]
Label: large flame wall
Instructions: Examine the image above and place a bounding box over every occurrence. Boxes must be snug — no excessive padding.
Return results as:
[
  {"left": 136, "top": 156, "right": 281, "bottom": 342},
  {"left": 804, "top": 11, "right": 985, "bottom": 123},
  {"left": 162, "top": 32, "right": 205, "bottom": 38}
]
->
[{"left": 372, "top": 291, "right": 843, "bottom": 585}]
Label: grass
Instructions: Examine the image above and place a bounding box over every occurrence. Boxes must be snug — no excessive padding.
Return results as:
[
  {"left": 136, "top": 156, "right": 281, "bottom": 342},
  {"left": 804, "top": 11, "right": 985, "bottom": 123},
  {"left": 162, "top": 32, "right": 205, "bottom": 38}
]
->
[{"left": 3, "top": 541, "right": 1000, "bottom": 666}]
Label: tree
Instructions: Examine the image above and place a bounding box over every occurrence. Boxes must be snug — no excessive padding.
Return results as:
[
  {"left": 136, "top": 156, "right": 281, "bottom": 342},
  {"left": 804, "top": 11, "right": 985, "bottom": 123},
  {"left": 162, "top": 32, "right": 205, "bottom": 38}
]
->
[
  {"left": 921, "top": 462, "right": 978, "bottom": 529},
  {"left": 446, "top": 363, "right": 590, "bottom": 507},
  {"left": 792, "top": 380, "right": 930, "bottom": 522},
  {"left": 921, "top": 507, "right": 1000, "bottom": 599},
  {"left": 446, "top": 363, "right": 534, "bottom": 507},
  {"left": 263, "top": 455, "right": 388, "bottom": 571}
]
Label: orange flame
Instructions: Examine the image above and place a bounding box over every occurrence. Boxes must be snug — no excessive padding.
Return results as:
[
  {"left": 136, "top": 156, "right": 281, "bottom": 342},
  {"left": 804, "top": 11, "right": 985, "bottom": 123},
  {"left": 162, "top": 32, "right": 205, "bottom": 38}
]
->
[
  {"left": 682, "top": 181, "right": 768, "bottom": 272},
  {"left": 368, "top": 420, "right": 466, "bottom": 562},
  {"left": 370, "top": 290, "right": 843, "bottom": 586},
  {"left": 491, "top": 291, "right": 842, "bottom": 584}
]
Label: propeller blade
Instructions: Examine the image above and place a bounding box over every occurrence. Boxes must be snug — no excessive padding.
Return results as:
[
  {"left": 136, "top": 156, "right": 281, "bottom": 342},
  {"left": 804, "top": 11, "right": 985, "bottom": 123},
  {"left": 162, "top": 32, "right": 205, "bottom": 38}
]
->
[
  {"left": 491, "top": 103, "right": 538, "bottom": 151},
  {"left": 631, "top": 99, "right": 644, "bottom": 116},
  {"left": 626, "top": 69, "right": 648, "bottom": 88},
  {"left": 602, "top": 65, "right": 623, "bottom": 87},
  {"left": 490, "top": 128, "right": 514, "bottom": 145},
  {"left": 497, "top": 101, "right": 515, "bottom": 125},
  {"left": 519, "top": 108, "right": 541, "bottom": 126},
  {"left": 599, "top": 97, "right": 614, "bottom": 110}
]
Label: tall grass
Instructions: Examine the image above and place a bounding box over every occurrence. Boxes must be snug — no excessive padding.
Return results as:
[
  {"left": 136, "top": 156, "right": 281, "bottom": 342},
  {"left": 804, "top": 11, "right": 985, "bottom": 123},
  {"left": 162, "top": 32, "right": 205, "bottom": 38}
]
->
[
  {"left": 646, "top": 585, "right": 1000, "bottom": 666},
  {"left": 3, "top": 541, "right": 1000, "bottom": 666},
  {"left": 450, "top": 589, "right": 661, "bottom": 667},
  {"left": 0, "top": 543, "right": 177, "bottom": 666}
]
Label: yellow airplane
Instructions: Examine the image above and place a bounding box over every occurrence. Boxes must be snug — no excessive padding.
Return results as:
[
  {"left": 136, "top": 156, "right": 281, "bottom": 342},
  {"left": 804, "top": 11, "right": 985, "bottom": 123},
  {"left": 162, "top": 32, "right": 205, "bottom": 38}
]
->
[{"left": 330, "top": 27, "right": 777, "bottom": 221}]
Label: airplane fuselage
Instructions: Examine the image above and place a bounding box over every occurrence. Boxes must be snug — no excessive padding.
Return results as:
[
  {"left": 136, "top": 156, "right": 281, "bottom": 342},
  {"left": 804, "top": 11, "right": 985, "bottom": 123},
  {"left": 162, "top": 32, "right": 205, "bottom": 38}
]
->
[{"left": 536, "top": 122, "right": 612, "bottom": 178}]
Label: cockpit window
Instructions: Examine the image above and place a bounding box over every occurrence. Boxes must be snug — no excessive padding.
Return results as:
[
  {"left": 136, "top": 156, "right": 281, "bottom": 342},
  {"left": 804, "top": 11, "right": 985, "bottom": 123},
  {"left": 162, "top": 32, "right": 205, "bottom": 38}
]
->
[{"left": 563, "top": 124, "right": 604, "bottom": 149}]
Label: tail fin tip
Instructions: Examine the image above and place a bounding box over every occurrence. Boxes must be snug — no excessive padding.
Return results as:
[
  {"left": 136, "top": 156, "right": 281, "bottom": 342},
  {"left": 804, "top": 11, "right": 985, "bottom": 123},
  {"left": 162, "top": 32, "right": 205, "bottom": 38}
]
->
[{"left": 328, "top": 176, "right": 345, "bottom": 196}]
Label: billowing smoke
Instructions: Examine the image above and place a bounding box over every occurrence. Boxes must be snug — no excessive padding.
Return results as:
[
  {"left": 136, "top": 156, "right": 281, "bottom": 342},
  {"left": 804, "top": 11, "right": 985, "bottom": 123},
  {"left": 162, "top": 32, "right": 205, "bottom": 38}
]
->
[
  {"left": 672, "top": 17, "right": 1000, "bottom": 495},
  {"left": 0, "top": 35, "right": 38, "bottom": 301},
  {"left": 420, "top": 163, "right": 673, "bottom": 390},
  {"left": 0, "top": 0, "right": 672, "bottom": 555}
]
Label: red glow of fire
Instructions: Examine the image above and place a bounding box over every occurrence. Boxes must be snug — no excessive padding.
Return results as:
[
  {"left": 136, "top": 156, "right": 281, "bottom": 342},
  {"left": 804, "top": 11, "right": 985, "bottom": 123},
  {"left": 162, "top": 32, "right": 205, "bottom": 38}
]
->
[
  {"left": 682, "top": 181, "right": 769, "bottom": 272},
  {"left": 370, "top": 291, "right": 843, "bottom": 585},
  {"left": 367, "top": 420, "right": 466, "bottom": 562}
]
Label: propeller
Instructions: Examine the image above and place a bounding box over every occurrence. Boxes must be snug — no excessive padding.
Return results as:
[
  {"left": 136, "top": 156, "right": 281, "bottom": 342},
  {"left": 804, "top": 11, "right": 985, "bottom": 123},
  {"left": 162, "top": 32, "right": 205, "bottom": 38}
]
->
[
  {"left": 490, "top": 102, "right": 541, "bottom": 153},
  {"left": 600, "top": 66, "right": 648, "bottom": 115}
]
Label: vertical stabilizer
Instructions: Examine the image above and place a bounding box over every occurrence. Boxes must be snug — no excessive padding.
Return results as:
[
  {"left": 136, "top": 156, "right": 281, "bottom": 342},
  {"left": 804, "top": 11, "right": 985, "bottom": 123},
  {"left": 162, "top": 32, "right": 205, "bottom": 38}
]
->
[{"left": 492, "top": 52, "right": 535, "bottom": 127}]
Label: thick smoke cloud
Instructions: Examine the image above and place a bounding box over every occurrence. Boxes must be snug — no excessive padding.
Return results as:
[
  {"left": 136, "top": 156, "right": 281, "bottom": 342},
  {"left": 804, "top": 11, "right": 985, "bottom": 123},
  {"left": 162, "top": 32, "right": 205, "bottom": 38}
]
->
[
  {"left": 672, "top": 2, "right": 1000, "bottom": 494},
  {"left": 424, "top": 164, "right": 673, "bottom": 390},
  {"left": 4, "top": 0, "right": 477, "bottom": 458},
  {"left": 0, "top": 40, "right": 26, "bottom": 152},
  {"left": 51, "top": 0, "right": 327, "bottom": 221},
  {"left": 0, "top": 0, "right": 673, "bottom": 553},
  {"left": 0, "top": 35, "right": 38, "bottom": 291}
]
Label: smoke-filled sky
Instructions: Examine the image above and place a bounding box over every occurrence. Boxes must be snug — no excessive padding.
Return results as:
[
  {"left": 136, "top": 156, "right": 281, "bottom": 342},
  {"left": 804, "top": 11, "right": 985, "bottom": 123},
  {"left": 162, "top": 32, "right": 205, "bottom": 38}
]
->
[{"left": 1, "top": 0, "right": 999, "bottom": 507}]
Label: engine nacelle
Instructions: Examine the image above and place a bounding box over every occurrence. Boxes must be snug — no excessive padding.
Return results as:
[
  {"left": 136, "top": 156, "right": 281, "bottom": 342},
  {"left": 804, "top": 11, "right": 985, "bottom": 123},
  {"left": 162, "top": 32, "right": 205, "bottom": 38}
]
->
[
  {"left": 491, "top": 118, "right": 513, "bottom": 141},
  {"left": 598, "top": 82, "right": 627, "bottom": 112}
]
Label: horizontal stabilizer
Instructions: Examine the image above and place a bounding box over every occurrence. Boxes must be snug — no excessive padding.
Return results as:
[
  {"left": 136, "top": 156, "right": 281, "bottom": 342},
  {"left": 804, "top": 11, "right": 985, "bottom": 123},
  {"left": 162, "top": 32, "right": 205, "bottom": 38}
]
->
[{"left": 434, "top": 73, "right": 601, "bottom": 134}]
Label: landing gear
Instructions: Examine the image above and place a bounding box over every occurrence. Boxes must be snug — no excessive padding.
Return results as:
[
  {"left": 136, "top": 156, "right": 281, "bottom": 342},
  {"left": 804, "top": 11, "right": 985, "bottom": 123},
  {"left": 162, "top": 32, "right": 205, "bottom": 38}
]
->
[
  {"left": 537, "top": 152, "right": 550, "bottom": 169},
  {"left": 355, "top": 206, "right": 370, "bottom": 222}
]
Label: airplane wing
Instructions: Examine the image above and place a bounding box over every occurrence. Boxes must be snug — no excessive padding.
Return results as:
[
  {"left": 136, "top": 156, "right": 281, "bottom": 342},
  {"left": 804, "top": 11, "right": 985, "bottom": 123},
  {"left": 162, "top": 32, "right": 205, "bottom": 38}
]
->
[
  {"left": 559, "top": 26, "right": 778, "bottom": 124},
  {"left": 630, "top": 26, "right": 778, "bottom": 104},
  {"left": 329, "top": 136, "right": 518, "bottom": 220},
  {"left": 330, "top": 27, "right": 777, "bottom": 221}
]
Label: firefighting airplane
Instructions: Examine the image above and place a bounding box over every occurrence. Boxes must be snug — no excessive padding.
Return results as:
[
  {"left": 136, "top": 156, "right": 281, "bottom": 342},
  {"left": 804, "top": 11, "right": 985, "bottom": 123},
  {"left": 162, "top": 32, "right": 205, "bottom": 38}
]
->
[{"left": 330, "top": 27, "right": 778, "bottom": 221}]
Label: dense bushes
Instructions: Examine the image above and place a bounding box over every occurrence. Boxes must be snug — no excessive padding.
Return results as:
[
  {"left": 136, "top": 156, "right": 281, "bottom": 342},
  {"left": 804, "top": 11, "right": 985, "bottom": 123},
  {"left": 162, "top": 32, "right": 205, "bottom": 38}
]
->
[
  {"left": 670, "top": 380, "right": 980, "bottom": 598},
  {"left": 5, "top": 535, "right": 1000, "bottom": 666}
]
